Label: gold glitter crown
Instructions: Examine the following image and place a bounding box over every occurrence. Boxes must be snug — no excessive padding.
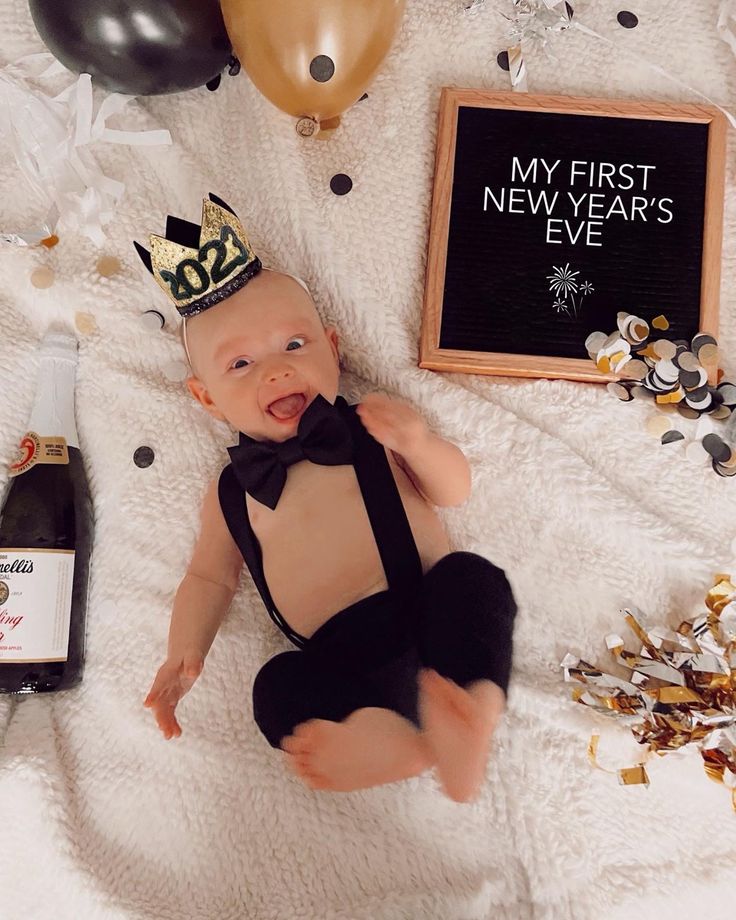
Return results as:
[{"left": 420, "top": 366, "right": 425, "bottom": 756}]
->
[{"left": 134, "top": 194, "right": 262, "bottom": 318}]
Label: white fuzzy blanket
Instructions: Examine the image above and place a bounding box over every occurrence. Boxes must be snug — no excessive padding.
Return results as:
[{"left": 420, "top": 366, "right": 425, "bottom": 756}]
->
[{"left": 2, "top": 1, "right": 736, "bottom": 917}]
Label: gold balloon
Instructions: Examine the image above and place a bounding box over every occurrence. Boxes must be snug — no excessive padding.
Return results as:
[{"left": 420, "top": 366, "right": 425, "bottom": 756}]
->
[{"left": 221, "top": 0, "right": 405, "bottom": 130}]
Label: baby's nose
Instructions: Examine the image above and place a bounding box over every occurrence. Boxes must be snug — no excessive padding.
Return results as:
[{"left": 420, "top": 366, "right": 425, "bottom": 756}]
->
[{"left": 265, "top": 363, "right": 294, "bottom": 383}]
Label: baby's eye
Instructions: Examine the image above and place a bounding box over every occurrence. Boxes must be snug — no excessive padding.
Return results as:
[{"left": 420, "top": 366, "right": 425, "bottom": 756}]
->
[
  {"left": 229, "top": 357, "right": 251, "bottom": 370},
  {"left": 286, "top": 337, "right": 306, "bottom": 351}
]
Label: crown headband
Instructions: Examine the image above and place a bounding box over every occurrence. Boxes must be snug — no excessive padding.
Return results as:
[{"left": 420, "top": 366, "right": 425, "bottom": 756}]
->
[{"left": 134, "top": 193, "right": 262, "bottom": 318}]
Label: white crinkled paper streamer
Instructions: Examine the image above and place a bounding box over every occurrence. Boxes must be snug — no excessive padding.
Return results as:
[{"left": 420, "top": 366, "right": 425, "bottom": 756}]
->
[
  {"left": 502, "top": 0, "right": 573, "bottom": 92},
  {"left": 491, "top": 0, "right": 736, "bottom": 128},
  {"left": 0, "top": 53, "right": 172, "bottom": 246},
  {"left": 717, "top": 0, "right": 736, "bottom": 56}
]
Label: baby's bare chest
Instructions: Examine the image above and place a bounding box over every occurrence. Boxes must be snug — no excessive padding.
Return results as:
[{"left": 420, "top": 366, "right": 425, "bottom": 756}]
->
[{"left": 246, "top": 452, "right": 450, "bottom": 637}]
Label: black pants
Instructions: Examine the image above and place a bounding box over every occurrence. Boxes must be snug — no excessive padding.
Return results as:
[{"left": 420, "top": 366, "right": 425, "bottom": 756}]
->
[{"left": 252, "top": 552, "right": 517, "bottom": 749}]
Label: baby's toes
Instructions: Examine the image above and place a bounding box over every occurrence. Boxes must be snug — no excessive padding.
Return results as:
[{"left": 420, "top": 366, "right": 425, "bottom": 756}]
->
[
  {"left": 295, "top": 749, "right": 321, "bottom": 773},
  {"left": 293, "top": 719, "right": 324, "bottom": 743},
  {"left": 282, "top": 722, "right": 321, "bottom": 754},
  {"left": 283, "top": 751, "right": 329, "bottom": 789},
  {"left": 282, "top": 751, "right": 302, "bottom": 776},
  {"left": 429, "top": 672, "right": 475, "bottom": 720},
  {"left": 301, "top": 768, "right": 330, "bottom": 790},
  {"left": 420, "top": 668, "right": 454, "bottom": 696},
  {"left": 284, "top": 750, "right": 318, "bottom": 777},
  {"left": 281, "top": 735, "right": 309, "bottom": 755}
]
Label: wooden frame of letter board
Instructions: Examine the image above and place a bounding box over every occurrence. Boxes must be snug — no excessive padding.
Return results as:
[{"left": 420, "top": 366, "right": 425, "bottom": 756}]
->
[{"left": 419, "top": 88, "right": 727, "bottom": 383}]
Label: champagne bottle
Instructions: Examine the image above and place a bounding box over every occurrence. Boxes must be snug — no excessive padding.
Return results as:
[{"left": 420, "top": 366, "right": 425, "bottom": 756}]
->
[{"left": 0, "top": 331, "right": 92, "bottom": 693}]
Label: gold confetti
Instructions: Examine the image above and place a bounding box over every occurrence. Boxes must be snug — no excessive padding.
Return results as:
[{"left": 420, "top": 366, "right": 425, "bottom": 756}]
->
[
  {"left": 637, "top": 343, "right": 659, "bottom": 360},
  {"left": 620, "top": 359, "right": 648, "bottom": 381},
  {"left": 632, "top": 321, "right": 649, "bottom": 341},
  {"left": 618, "top": 766, "right": 650, "bottom": 787},
  {"left": 30, "top": 266, "right": 55, "bottom": 288},
  {"left": 699, "top": 343, "right": 719, "bottom": 367},
  {"left": 645, "top": 415, "right": 672, "bottom": 438},
  {"left": 587, "top": 733, "right": 601, "bottom": 768},
  {"left": 74, "top": 312, "right": 97, "bottom": 335},
  {"left": 651, "top": 686, "right": 702, "bottom": 704},
  {"left": 584, "top": 311, "right": 736, "bottom": 475},
  {"left": 586, "top": 733, "right": 651, "bottom": 787},
  {"left": 96, "top": 255, "right": 121, "bottom": 277},
  {"left": 655, "top": 386, "right": 684, "bottom": 404},
  {"left": 652, "top": 339, "right": 677, "bottom": 360},
  {"left": 562, "top": 575, "right": 736, "bottom": 811}
]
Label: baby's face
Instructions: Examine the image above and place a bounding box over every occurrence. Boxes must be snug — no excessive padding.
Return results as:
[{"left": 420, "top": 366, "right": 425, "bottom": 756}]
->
[{"left": 185, "top": 270, "right": 340, "bottom": 441}]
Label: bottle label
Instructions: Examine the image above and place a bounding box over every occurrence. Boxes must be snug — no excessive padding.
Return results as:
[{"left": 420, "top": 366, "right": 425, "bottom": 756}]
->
[
  {"left": 0, "top": 549, "right": 75, "bottom": 662},
  {"left": 9, "top": 432, "right": 69, "bottom": 477}
]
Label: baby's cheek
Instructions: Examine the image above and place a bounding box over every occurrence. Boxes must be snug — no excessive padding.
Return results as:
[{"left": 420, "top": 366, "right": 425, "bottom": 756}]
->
[{"left": 216, "top": 381, "right": 248, "bottom": 414}]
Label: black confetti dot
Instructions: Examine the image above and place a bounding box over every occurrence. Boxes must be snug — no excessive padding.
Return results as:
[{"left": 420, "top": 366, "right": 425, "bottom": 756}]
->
[
  {"left": 330, "top": 174, "right": 353, "bottom": 196},
  {"left": 206, "top": 74, "right": 222, "bottom": 92},
  {"left": 310, "top": 55, "right": 335, "bottom": 83},
  {"left": 228, "top": 56, "right": 241, "bottom": 77},
  {"left": 359, "top": 92, "right": 369, "bottom": 102},
  {"left": 679, "top": 369, "right": 702, "bottom": 388},
  {"left": 133, "top": 446, "right": 155, "bottom": 468},
  {"left": 497, "top": 51, "right": 510, "bottom": 72},
  {"left": 617, "top": 10, "right": 638, "bottom": 28},
  {"left": 703, "top": 433, "right": 731, "bottom": 463}
]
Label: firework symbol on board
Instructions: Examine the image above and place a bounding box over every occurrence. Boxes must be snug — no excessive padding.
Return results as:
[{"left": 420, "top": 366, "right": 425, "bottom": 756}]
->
[{"left": 547, "top": 264, "right": 594, "bottom": 318}]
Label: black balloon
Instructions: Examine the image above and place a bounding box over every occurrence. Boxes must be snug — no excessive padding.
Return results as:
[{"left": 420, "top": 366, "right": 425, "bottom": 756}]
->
[{"left": 28, "top": 0, "right": 232, "bottom": 95}]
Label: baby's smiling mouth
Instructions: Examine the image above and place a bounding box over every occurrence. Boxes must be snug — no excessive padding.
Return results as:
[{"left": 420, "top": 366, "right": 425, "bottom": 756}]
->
[{"left": 267, "top": 392, "right": 307, "bottom": 421}]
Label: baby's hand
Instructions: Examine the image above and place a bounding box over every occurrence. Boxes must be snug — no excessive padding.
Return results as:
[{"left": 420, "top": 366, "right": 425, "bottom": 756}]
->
[
  {"left": 143, "top": 652, "right": 203, "bottom": 740},
  {"left": 355, "top": 392, "right": 430, "bottom": 455}
]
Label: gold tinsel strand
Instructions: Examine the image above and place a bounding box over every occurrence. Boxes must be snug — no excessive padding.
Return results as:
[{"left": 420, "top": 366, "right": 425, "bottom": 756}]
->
[{"left": 562, "top": 574, "right": 736, "bottom": 811}]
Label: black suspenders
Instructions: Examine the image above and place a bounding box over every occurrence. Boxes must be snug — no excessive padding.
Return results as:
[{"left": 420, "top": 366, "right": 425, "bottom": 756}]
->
[
  {"left": 218, "top": 398, "right": 424, "bottom": 648},
  {"left": 218, "top": 465, "right": 307, "bottom": 648},
  {"left": 342, "top": 401, "right": 424, "bottom": 599}
]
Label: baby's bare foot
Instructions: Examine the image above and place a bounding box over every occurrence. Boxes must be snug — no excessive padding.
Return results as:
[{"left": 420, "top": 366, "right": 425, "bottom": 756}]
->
[
  {"left": 418, "top": 669, "right": 505, "bottom": 803},
  {"left": 281, "top": 707, "right": 433, "bottom": 793}
]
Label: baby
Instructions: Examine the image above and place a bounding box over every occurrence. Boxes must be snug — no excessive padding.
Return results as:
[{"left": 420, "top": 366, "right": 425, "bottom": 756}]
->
[{"left": 138, "top": 196, "right": 517, "bottom": 802}]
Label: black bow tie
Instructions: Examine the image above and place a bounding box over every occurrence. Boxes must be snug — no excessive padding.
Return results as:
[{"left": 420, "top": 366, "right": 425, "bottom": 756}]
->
[{"left": 227, "top": 393, "right": 354, "bottom": 509}]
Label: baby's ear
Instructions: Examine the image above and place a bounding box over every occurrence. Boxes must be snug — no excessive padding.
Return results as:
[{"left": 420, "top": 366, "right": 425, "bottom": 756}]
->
[
  {"left": 186, "top": 376, "right": 227, "bottom": 421},
  {"left": 324, "top": 324, "right": 340, "bottom": 366}
]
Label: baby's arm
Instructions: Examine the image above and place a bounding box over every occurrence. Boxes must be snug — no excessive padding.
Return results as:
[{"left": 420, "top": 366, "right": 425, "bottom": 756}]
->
[
  {"left": 356, "top": 393, "right": 472, "bottom": 507},
  {"left": 392, "top": 432, "right": 471, "bottom": 508},
  {"left": 144, "top": 479, "right": 243, "bottom": 739},
  {"left": 166, "top": 479, "right": 243, "bottom": 661}
]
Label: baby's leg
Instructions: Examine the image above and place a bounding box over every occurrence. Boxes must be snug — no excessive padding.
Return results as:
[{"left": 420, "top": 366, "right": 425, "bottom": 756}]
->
[
  {"left": 415, "top": 552, "right": 517, "bottom": 803},
  {"left": 282, "top": 707, "right": 433, "bottom": 792},
  {"left": 252, "top": 649, "right": 433, "bottom": 792},
  {"left": 418, "top": 671, "right": 505, "bottom": 804}
]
